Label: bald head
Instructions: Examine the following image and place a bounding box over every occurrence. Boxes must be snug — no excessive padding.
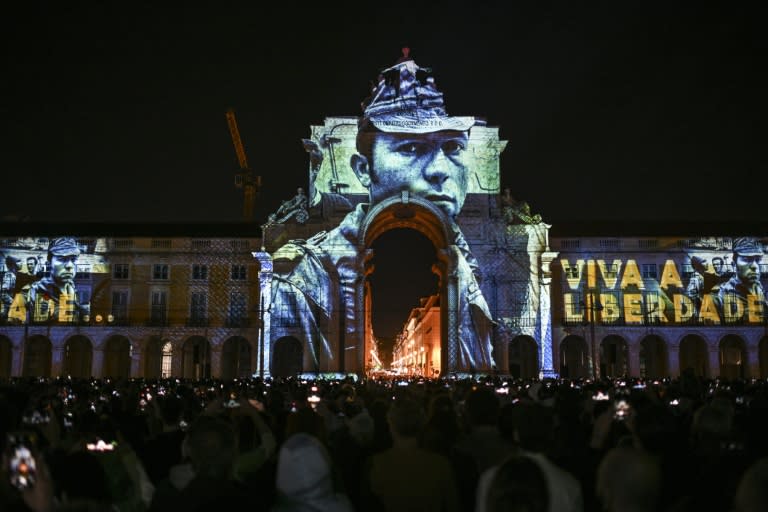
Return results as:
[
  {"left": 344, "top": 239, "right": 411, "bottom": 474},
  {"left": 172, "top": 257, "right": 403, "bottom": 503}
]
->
[{"left": 597, "top": 446, "right": 661, "bottom": 512}]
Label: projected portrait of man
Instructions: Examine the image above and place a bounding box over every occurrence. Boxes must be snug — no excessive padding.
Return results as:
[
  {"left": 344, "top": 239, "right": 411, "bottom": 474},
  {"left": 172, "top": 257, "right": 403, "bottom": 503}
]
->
[
  {"left": 685, "top": 254, "right": 733, "bottom": 315},
  {"left": 24, "top": 237, "right": 89, "bottom": 323},
  {"left": 270, "top": 56, "right": 495, "bottom": 372},
  {"left": 1, "top": 255, "right": 21, "bottom": 321},
  {"left": 713, "top": 237, "right": 765, "bottom": 323}
]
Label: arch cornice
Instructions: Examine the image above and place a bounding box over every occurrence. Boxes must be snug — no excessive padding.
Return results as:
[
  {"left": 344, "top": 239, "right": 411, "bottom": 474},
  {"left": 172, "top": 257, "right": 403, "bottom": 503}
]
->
[{"left": 359, "top": 193, "right": 454, "bottom": 249}]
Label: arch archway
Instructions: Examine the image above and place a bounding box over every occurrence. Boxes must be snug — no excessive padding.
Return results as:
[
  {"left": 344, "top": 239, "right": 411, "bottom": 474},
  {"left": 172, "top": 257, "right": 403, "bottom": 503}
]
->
[
  {"left": 221, "top": 336, "right": 252, "bottom": 379},
  {"left": 719, "top": 335, "right": 747, "bottom": 380},
  {"left": 0, "top": 336, "right": 12, "bottom": 378},
  {"left": 23, "top": 335, "right": 52, "bottom": 377},
  {"left": 600, "top": 335, "right": 628, "bottom": 378},
  {"left": 104, "top": 336, "right": 131, "bottom": 378},
  {"left": 271, "top": 336, "right": 303, "bottom": 377},
  {"left": 639, "top": 335, "right": 668, "bottom": 378},
  {"left": 508, "top": 335, "right": 538, "bottom": 379},
  {"left": 182, "top": 336, "right": 211, "bottom": 379},
  {"left": 560, "top": 335, "right": 588, "bottom": 378},
  {"left": 679, "top": 335, "right": 709, "bottom": 378},
  {"left": 161, "top": 341, "right": 173, "bottom": 378},
  {"left": 63, "top": 335, "right": 92, "bottom": 378},
  {"left": 360, "top": 195, "right": 462, "bottom": 374}
]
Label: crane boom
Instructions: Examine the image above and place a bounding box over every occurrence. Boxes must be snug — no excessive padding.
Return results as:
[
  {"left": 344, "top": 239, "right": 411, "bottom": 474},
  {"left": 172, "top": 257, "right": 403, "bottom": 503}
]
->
[
  {"left": 226, "top": 109, "right": 249, "bottom": 170},
  {"left": 225, "top": 108, "right": 260, "bottom": 222}
]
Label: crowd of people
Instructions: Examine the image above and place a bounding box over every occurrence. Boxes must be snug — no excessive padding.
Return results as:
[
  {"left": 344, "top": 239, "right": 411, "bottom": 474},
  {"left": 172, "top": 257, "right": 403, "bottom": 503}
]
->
[{"left": 1, "top": 372, "right": 768, "bottom": 511}]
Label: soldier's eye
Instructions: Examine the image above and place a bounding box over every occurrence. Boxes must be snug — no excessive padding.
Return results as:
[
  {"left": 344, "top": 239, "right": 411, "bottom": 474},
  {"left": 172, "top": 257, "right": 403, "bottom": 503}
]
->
[
  {"left": 395, "top": 142, "right": 428, "bottom": 156},
  {"left": 442, "top": 140, "right": 465, "bottom": 155}
]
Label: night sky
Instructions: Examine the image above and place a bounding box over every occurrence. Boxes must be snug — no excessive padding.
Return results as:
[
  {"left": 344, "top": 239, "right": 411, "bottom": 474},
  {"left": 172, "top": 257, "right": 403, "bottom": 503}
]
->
[
  {"left": 3, "top": 4, "right": 766, "bottom": 340},
  {"left": 3, "top": 4, "right": 765, "bottom": 226}
]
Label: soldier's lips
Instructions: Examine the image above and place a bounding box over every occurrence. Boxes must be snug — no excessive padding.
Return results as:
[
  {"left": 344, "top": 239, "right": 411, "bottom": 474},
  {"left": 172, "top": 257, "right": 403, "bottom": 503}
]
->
[{"left": 426, "top": 195, "right": 454, "bottom": 204}]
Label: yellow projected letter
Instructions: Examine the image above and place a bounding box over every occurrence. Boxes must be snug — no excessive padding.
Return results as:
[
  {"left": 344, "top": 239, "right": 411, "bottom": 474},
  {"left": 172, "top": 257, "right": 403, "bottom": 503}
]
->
[
  {"left": 660, "top": 260, "right": 683, "bottom": 289},
  {"left": 624, "top": 294, "right": 643, "bottom": 324},
  {"left": 600, "top": 293, "right": 620, "bottom": 323},
  {"left": 674, "top": 294, "right": 694, "bottom": 323},
  {"left": 698, "top": 295, "right": 720, "bottom": 324},
  {"left": 748, "top": 293, "right": 764, "bottom": 324}
]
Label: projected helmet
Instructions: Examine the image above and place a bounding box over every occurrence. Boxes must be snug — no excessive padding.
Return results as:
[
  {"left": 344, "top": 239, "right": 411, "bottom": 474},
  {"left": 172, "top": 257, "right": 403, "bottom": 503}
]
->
[
  {"left": 360, "top": 52, "right": 474, "bottom": 134},
  {"left": 47, "top": 237, "right": 81, "bottom": 257}
]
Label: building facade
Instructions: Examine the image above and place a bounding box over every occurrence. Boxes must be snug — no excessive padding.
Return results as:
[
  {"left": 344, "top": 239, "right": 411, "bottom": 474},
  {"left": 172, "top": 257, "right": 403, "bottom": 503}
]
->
[
  {"left": 0, "top": 232, "right": 262, "bottom": 379},
  {"left": 391, "top": 294, "right": 441, "bottom": 377},
  {"left": 1, "top": 228, "right": 766, "bottom": 380},
  {"left": 548, "top": 234, "right": 768, "bottom": 381}
]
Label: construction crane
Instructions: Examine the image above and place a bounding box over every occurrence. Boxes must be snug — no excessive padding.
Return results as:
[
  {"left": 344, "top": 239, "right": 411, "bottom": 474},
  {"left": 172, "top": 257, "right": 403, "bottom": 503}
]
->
[{"left": 226, "top": 109, "right": 261, "bottom": 222}]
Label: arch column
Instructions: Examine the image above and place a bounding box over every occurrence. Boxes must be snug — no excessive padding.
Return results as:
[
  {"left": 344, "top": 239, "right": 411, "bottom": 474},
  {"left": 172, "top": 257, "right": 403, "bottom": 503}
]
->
[
  {"left": 749, "top": 343, "right": 760, "bottom": 379},
  {"left": 538, "top": 250, "right": 558, "bottom": 378},
  {"left": 628, "top": 342, "right": 641, "bottom": 377},
  {"left": 12, "top": 343, "right": 23, "bottom": 377},
  {"left": 209, "top": 348, "right": 222, "bottom": 378},
  {"left": 171, "top": 343, "right": 183, "bottom": 377},
  {"left": 709, "top": 345, "right": 720, "bottom": 378},
  {"left": 445, "top": 251, "right": 459, "bottom": 374},
  {"left": 253, "top": 251, "right": 272, "bottom": 379},
  {"left": 91, "top": 348, "right": 104, "bottom": 378},
  {"left": 498, "top": 340, "right": 509, "bottom": 375},
  {"left": 668, "top": 342, "right": 680, "bottom": 378},
  {"left": 51, "top": 344, "right": 65, "bottom": 376},
  {"left": 130, "top": 343, "right": 141, "bottom": 378}
]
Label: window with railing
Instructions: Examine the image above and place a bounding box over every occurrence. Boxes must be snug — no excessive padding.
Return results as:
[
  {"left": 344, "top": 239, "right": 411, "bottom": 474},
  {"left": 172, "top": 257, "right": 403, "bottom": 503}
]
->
[
  {"left": 189, "top": 292, "right": 208, "bottom": 326},
  {"left": 150, "top": 291, "right": 167, "bottom": 325},
  {"left": 641, "top": 263, "right": 658, "bottom": 279},
  {"left": 277, "top": 293, "right": 299, "bottom": 327},
  {"left": 231, "top": 265, "right": 247, "bottom": 281},
  {"left": 152, "top": 264, "right": 169, "bottom": 280},
  {"left": 113, "top": 263, "right": 130, "bottom": 279},
  {"left": 111, "top": 291, "right": 129, "bottom": 324},
  {"left": 564, "top": 266, "right": 580, "bottom": 279},
  {"left": 227, "top": 292, "right": 248, "bottom": 327},
  {"left": 192, "top": 264, "right": 208, "bottom": 281}
]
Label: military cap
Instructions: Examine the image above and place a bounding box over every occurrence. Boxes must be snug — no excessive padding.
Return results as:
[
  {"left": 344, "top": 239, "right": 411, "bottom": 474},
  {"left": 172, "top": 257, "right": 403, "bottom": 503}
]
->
[
  {"left": 732, "top": 237, "right": 763, "bottom": 256},
  {"left": 48, "top": 237, "right": 81, "bottom": 257},
  {"left": 360, "top": 50, "right": 474, "bottom": 134}
]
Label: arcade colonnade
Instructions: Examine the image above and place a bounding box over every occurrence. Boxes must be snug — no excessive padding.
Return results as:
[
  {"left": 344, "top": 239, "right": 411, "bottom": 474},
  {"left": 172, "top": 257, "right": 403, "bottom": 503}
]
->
[
  {"left": 0, "top": 328, "right": 257, "bottom": 380},
  {"left": 505, "top": 330, "right": 768, "bottom": 380}
]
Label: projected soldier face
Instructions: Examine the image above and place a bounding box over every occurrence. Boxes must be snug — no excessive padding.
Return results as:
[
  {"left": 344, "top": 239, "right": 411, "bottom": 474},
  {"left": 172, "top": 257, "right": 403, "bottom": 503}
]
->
[
  {"left": 51, "top": 254, "right": 78, "bottom": 286},
  {"left": 735, "top": 254, "right": 761, "bottom": 285},
  {"left": 354, "top": 130, "right": 470, "bottom": 219}
]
